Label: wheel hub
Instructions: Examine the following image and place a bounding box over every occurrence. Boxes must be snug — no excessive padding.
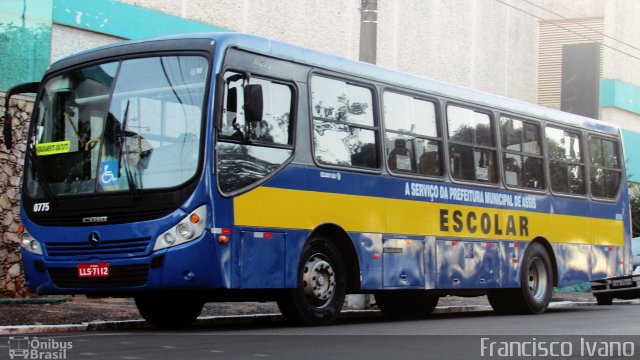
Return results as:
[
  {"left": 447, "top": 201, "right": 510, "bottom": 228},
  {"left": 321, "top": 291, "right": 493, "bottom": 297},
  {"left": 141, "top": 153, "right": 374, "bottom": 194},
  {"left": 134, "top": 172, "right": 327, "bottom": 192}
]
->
[
  {"left": 302, "top": 254, "right": 336, "bottom": 307},
  {"left": 527, "top": 257, "right": 548, "bottom": 301}
]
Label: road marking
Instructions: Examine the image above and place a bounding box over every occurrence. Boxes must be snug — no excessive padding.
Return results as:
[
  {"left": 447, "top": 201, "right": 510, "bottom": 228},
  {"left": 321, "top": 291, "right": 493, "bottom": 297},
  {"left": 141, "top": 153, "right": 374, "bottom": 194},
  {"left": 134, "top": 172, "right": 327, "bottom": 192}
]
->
[
  {"left": 120, "top": 341, "right": 135, "bottom": 344},
  {"left": 209, "top": 350, "right": 225, "bottom": 353},
  {"left": 162, "top": 345, "right": 176, "bottom": 349},
  {"left": 253, "top": 354, "right": 270, "bottom": 357},
  {"left": 79, "top": 353, "right": 98, "bottom": 356}
]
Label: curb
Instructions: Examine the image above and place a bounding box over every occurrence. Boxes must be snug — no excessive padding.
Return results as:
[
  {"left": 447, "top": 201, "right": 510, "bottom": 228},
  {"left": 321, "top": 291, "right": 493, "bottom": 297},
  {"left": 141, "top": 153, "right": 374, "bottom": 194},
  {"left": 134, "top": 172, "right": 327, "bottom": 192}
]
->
[
  {"left": 0, "top": 297, "right": 71, "bottom": 305},
  {"left": 1, "top": 300, "right": 639, "bottom": 335}
]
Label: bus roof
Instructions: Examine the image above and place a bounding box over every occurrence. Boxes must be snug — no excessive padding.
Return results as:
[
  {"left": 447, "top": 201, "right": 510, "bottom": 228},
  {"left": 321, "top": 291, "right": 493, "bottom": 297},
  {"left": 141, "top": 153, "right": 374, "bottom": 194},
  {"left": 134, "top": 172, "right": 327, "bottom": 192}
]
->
[{"left": 49, "top": 32, "right": 620, "bottom": 136}]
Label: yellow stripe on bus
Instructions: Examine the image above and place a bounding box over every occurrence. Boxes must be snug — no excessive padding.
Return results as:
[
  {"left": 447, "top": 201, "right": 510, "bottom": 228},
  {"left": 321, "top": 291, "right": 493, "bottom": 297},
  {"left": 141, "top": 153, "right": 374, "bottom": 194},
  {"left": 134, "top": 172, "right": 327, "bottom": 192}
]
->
[{"left": 234, "top": 187, "right": 624, "bottom": 246}]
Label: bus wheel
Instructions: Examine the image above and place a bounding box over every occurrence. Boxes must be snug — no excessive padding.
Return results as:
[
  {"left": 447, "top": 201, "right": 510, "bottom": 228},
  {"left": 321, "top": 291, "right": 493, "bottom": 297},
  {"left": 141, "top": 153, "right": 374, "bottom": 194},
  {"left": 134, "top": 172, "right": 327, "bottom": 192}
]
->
[
  {"left": 596, "top": 295, "right": 613, "bottom": 305},
  {"left": 490, "top": 243, "right": 553, "bottom": 314},
  {"left": 135, "top": 294, "right": 204, "bottom": 328},
  {"left": 277, "top": 236, "right": 346, "bottom": 325},
  {"left": 375, "top": 292, "right": 439, "bottom": 318}
]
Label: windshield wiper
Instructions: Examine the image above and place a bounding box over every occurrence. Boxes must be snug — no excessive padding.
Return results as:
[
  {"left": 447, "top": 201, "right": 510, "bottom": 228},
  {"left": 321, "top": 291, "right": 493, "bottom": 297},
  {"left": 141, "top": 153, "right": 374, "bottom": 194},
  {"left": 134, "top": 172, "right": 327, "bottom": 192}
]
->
[{"left": 116, "top": 100, "right": 140, "bottom": 197}]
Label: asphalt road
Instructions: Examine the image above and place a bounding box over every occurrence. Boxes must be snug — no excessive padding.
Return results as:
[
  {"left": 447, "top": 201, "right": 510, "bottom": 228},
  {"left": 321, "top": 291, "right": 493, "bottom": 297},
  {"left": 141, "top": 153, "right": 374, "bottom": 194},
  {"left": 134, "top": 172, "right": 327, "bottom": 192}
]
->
[{"left": 2, "top": 304, "right": 640, "bottom": 360}]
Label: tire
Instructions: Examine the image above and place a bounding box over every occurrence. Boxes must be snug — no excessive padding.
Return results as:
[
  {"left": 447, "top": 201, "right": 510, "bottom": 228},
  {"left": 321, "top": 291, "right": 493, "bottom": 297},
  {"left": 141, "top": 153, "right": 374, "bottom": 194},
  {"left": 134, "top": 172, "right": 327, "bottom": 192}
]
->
[
  {"left": 596, "top": 295, "right": 613, "bottom": 305},
  {"left": 277, "top": 236, "right": 346, "bottom": 325},
  {"left": 489, "top": 243, "right": 553, "bottom": 314},
  {"left": 375, "top": 292, "right": 439, "bottom": 318},
  {"left": 135, "top": 294, "right": 204, "bottom": 328}
]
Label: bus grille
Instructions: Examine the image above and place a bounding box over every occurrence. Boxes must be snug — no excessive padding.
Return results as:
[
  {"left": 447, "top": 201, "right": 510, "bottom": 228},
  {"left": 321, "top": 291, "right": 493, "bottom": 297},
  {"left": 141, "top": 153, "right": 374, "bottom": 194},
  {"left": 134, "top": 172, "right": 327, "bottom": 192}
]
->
[
  {"left": 45, "top": 237, "right": 152, "bottom": 259},
  {"left": 33, "top": 207, "right": 173, "bottom": 226},
  {"left": 48, "top": 265, "right": 149, "bottom": 288}
]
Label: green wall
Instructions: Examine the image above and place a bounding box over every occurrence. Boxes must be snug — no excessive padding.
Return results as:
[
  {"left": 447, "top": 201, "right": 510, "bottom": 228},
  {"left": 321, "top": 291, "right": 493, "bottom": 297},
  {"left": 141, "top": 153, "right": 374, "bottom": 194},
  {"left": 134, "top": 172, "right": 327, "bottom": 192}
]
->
[
  {"left": 52, "top": 0, "right": 229, "bottom": 40},
  {"left": 0, "top": 0, "right": 53, "bottom": 90},
  {"left": 0, "top": 0, "right": 230, "bottom": 91}
]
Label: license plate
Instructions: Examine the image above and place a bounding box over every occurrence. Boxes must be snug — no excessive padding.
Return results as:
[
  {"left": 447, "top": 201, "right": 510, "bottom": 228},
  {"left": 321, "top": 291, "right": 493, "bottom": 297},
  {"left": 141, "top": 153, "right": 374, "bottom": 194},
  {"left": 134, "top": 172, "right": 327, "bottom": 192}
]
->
[
  {"left": 78, "top": 263, "right": 110, "bottom": 278},
  {"left": 611, "top": 278, "right": 633, "bottom": 288}
]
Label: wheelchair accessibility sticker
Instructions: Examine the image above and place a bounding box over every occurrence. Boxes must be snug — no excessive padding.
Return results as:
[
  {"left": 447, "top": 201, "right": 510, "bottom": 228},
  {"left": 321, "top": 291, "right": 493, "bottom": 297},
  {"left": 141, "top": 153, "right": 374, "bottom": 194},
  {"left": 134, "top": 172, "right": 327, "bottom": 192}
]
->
[{"left": 99, "top": 161, "right": 119, "bottom": 188}]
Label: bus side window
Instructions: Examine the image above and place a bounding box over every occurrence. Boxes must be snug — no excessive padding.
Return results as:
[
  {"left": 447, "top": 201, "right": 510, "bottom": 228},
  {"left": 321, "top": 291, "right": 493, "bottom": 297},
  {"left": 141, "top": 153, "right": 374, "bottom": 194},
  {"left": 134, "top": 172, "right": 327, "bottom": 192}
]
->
[
  {"left": 216, "top": 71, "right": 295, "bottom": 194},
  {"left": 447, "top": 105, "right": 497, "bottom": 183},
  {"left": 311, "top": 75, "right": 379, "bottom": 169},
  {"left": 546, "top": 126, "right": 586, "bottom": 195},
  {"left": 500, "top": 117, "right": 544, "bottom": 189},
  {"left": 588, "top": 135, "right": 621, "bottom": 199},
  {"left": 383, "top": 91, "right": 441, "bottom": 176}
]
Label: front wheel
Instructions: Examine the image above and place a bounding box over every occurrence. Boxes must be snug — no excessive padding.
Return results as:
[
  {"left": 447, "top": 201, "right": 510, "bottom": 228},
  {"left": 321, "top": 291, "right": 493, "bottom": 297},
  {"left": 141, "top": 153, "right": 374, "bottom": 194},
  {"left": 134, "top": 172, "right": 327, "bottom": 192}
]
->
[
  {"left": 135, "top": 293, "right": 204, "bottom": 328},
  {"left": 277, "top": 236, "right": 346, "bottom": 325}
]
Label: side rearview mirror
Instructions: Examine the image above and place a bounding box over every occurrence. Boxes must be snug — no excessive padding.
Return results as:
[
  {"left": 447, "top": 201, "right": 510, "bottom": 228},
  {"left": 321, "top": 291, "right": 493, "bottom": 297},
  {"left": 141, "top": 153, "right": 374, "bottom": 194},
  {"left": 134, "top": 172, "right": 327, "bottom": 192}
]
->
[
  {"left": 3, "top": 82, "right": 39, "bottom": 150},
  {"left": 244, "top": 84, "right": 263, "bottom": 123}
]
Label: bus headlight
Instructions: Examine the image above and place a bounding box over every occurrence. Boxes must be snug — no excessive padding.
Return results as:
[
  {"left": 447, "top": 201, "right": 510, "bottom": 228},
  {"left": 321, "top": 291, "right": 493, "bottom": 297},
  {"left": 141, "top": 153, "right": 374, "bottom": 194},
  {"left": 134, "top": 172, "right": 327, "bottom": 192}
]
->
[
  {"left": 20, "top": 232, "right": 43, "bottom": 255},
  {"left": 176, "top": 223, "right": 195, "bottom": 239},
  {"left": 154, "top": 205, "right": 207, "bottom": 251}
]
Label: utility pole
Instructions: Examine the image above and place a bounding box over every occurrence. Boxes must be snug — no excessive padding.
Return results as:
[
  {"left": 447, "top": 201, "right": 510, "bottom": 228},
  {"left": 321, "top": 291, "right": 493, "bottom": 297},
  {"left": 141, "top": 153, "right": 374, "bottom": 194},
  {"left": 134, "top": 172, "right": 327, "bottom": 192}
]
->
[{"left": 359, "top": 0, "right": 378, "bottom": 64}]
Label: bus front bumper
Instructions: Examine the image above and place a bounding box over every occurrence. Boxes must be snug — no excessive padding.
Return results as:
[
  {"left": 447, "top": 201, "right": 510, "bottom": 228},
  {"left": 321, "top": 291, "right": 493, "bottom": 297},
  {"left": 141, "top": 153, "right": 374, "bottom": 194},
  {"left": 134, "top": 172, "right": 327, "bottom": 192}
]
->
[{"left": 20, "top": 231, "right": 228, "bottom": 295}]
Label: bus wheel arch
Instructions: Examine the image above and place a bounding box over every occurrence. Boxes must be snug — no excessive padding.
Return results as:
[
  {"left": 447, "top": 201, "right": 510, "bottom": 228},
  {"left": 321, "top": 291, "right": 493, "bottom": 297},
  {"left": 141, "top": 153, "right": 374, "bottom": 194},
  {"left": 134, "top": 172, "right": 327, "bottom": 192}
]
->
[
  {"left": 278, "top": 231, "right": 347, "bottom": 325},
  {"left": 529, "top": 237, "right": 558, "bottom": 287},
  {"left": 308, "top": 223, "right": 361, "bottom": 292},
  {"left": 489, "top": 237, "right": 557, "bottom": 315}
]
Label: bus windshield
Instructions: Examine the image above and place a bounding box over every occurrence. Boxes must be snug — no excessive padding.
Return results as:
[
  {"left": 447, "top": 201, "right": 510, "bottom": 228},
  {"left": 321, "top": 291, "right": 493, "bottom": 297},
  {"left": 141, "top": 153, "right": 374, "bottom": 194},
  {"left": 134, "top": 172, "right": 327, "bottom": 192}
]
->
[{"left": 26, "top": 55, "right": 209, "bottom": 198}]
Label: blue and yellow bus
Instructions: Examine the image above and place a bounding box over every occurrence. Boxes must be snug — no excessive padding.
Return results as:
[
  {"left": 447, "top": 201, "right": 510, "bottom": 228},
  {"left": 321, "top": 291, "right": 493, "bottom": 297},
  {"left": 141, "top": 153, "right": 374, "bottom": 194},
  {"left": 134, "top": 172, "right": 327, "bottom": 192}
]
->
[{"left": 3, "top": 33, "right": 631, "bottom": 326}]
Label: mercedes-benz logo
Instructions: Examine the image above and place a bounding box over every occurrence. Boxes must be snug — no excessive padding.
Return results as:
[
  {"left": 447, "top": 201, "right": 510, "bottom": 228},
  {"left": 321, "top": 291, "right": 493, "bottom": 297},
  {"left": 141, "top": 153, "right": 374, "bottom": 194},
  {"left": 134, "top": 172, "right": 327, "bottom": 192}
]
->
[{"left": 88, "top": 232, "right": 100, "bottom": 246}]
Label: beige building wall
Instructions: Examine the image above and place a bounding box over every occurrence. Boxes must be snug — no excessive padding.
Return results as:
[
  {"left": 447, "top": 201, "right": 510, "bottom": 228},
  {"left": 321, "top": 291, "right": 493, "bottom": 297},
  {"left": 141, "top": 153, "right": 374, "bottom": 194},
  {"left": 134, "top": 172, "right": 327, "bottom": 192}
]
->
[
  {"left": 52, "top": 0, "right": 628, "bottom": 108},
  {"left": 121, "top": 0, "right": 362, "bottom": 60},
  {"left": 51, "top": 24, "right": 123, "bottom": 63}
]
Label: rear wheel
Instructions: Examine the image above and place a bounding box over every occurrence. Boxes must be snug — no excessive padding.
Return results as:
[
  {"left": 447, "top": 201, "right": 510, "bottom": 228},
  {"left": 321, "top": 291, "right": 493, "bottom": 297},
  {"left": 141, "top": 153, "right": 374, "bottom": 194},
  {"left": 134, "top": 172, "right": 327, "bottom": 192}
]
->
[
  {"left": 277, "top": 236, "right": 346, "bottom": 325},
  {"left": 489, "top": 242, "right": 553, "bottom": 314},
  {"left": 375, "top": 292, "right": 439, "bottom": 318},
  {"left": 135, "top": 294, "right": 204, "bottom": 328}
]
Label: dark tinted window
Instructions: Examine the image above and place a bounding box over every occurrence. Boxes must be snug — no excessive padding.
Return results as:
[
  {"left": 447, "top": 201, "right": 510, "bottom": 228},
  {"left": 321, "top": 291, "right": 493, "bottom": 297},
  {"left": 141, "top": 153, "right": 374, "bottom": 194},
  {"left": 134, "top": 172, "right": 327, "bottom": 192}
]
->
[
  {"left": 447, "top": 105, "right": 497, "bottom": 183},
  {"left": 546, "top": 126, "right": 585, "bottom": 195},
  {"left": 589, "top": 136, "right": 621, "bottom": 199},
  {"left": 500, "top": 117, "right": 544, "bottom": 189}
]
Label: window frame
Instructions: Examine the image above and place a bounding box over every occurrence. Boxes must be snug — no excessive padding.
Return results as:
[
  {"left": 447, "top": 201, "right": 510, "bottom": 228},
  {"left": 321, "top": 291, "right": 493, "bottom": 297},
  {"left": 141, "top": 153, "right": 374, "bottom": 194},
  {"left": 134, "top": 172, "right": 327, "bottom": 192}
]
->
[
  {"left": 215, "top": 67, "right": 299, "bottom": 197},
  {"left": 498, "top": 114, "right": 546, "bottom": 192},
  {"left": 308, "top": 71, "right": 382, "bottom": 173},
  {"left": 544, "top": 124, "right": 588, "bottom": 198},
  {"left": 587, "top": 133, "right": 622, "bottom": 202},
  {"left": 381, "top": 87, "right": 444, "bottom": 179},
  {"left": 445, "top": 102, "right": 500, "bottom": 187}
]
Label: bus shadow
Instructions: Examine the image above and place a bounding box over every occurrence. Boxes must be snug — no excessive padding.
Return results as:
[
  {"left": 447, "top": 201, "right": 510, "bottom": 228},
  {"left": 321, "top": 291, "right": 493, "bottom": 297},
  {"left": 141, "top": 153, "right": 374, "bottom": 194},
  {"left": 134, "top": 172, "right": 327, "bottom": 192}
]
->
[{"left": 121, "top": 305, "right": 607, "bottom": 333}]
